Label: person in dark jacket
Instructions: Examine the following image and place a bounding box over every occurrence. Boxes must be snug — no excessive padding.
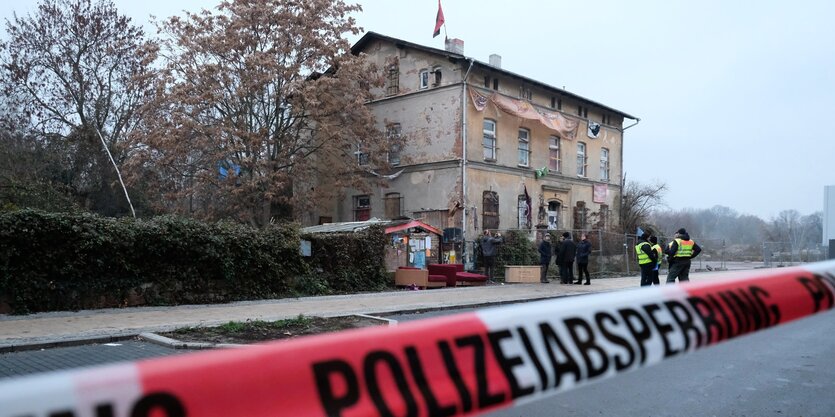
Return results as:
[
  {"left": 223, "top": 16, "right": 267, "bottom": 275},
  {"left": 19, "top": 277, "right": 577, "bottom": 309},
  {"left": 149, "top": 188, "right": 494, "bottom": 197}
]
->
[
  {"left": 538, "top": 235, "right": 552, "bottom": 283},
  {"left": 649, "top": 235, "right": 663, "bottom": 285},
  {"left": 636, "top": 232, "right": 658, "bottom": 287},
  {"left": 553, "top": 235, "right": 563, "bottom": 283},
  {"left": 575, "top": 233, "right": 592, "bottom": 285},
  {"left": 665, "top": 228, "right": 701, "bottom": 283},
  {"left": 558, "top": 232, "right": 576, "bottom": 284},
  {"left": 480, "top": 229, "right": 503, "bottom": 281}
]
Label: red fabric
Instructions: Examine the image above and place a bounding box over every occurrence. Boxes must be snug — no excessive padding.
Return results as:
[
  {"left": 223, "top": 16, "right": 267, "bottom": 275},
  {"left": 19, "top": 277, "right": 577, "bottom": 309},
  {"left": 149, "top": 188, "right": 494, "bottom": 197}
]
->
[
  {"left": 428, "top": 274, "right": 447, "bottom": 283},
  {"left": 433, "top": 0, "right": 445, "bottom": 38},
  {"left": 427, "top": 264, "right": 457, "bottom": 287}
]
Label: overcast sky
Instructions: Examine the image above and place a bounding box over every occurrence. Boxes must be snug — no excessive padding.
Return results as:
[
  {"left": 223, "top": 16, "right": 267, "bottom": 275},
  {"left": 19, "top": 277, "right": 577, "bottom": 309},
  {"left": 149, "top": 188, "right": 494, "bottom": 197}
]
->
[{"left": 3, "top": 0, "right": 834, "bottom": 220}]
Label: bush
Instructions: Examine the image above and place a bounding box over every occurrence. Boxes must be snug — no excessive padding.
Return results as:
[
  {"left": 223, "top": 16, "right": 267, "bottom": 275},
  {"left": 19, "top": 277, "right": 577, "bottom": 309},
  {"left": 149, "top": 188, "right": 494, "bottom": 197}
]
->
[
  {"left": 0, "top": 210, "right": 308, "bottom": 313},
  {"left": 301, "top": 225, "right": 388, "bottom": 294}
]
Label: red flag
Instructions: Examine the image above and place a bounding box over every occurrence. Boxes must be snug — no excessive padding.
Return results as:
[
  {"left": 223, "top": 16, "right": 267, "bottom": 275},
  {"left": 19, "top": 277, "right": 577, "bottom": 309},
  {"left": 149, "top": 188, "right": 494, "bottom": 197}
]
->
[{"left": 433, "top": 0, "right": 445, "bottom": 38}]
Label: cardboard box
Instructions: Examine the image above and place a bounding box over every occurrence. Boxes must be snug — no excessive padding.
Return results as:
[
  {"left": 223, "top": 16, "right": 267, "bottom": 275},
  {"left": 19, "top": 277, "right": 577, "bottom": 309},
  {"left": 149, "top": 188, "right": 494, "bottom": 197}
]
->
[{"left": 504, "top": 265, "right": 541, "bottom": 283}]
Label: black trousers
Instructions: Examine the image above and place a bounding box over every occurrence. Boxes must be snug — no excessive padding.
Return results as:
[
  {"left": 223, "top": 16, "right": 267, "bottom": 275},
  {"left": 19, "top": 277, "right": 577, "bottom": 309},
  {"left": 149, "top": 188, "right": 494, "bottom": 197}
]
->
[
  {"left": 540, "top": 261, "right": 550, "bottom": 282},
  {"left": 577, "top": 262, "right": 590, "bottom": 283},
  {"left": 560, "top": 262, "right": 574, "bottom": 284},
  {"left": 640, "top": 263, "right": 655, "bottom": 286},
  {"left": 484, "top": 255, "right": 496, "bottom": 279},
  {"left": 651, "top": 266, "right": 660, "bottom": 285},
  {"left": 667, "top": 260, "right": 691, "bottom": 283}
]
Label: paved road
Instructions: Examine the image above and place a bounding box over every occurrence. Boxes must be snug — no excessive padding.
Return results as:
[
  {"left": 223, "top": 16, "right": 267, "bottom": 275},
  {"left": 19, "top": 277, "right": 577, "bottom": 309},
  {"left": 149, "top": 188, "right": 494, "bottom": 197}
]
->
[
  {"left": 0, "top": 340, "right": 187, "bottom": 379},
  {"left": 3, "top": 293, "right": 833, "bottom": 416},
  {"left": 389, "top": 308, "right": 835, "bottom": 417}
]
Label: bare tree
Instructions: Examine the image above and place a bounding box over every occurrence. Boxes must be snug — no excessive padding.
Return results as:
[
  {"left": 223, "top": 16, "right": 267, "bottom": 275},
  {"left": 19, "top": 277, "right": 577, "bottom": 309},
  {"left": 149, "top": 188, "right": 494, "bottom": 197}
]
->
[
  {"left": 131, "top": 0, "right": 385, "bottom": 226},
  {"left": 0, "top": 0, "right": 157, "bottom": 215},
  {"left": 620, "top": 180, "right": 667, "bottom": 234}
]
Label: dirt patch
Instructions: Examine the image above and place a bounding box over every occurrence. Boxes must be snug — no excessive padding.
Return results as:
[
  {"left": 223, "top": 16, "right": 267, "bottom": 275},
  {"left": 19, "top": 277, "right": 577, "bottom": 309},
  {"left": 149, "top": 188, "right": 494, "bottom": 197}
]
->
[{"left": 159, "top": 315, "right": 386, "bottom": 345}]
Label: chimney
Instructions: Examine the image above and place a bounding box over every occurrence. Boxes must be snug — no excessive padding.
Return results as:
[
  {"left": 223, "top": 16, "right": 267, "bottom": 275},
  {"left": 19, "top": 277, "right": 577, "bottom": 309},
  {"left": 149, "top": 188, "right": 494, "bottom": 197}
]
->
[
  {"left": 445, "top": 38, "right": 464, "bottom": 55},
  {"left": 489, "top": 54, "right": 502, "bottom": 69}
]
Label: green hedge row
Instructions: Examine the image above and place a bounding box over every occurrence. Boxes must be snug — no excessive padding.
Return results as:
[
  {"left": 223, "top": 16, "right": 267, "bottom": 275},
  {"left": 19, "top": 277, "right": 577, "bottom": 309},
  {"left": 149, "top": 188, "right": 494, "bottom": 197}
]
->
[{"left": 0, "top": 210, "right": 386, "bottom": 314}]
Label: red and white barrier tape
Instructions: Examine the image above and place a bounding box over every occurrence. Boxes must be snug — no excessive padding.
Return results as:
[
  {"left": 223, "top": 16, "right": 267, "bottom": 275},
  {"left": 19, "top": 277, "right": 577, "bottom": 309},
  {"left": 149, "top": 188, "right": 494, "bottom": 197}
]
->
[{"left": 2, "top": 261, "right": 834, "bottom": 417}]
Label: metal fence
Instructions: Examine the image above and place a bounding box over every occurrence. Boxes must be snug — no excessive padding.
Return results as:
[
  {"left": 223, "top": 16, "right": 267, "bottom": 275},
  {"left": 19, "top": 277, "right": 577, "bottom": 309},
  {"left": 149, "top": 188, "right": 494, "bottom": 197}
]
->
[{"left": 458, "top": 228, "right": 827, "bottom": 279}]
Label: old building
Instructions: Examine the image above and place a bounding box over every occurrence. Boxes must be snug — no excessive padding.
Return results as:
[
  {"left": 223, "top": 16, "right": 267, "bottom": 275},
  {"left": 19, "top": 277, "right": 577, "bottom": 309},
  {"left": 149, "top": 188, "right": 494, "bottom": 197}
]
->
[{"left": 308, "top": 32, "right": 637, "bottom": 252}]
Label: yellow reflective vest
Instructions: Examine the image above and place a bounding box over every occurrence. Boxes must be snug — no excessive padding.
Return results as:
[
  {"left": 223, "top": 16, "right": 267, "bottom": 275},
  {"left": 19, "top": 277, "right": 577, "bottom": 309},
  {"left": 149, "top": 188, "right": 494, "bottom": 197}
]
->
[
  {"left": 635, "top": 241, "right": 653, "bottom": 265},
  {"left": 674, "top": 238, "right": 695, "bottom": 258},
  {"left": 651, "top": 243, "right": 663, "bottom": 266}
]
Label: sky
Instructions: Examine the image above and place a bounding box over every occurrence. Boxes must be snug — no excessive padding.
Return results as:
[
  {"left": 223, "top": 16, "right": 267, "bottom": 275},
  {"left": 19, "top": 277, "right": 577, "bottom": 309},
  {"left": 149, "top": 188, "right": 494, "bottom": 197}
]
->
[{"left": 3, "top": 0, "right": 834, "bottom": 220}]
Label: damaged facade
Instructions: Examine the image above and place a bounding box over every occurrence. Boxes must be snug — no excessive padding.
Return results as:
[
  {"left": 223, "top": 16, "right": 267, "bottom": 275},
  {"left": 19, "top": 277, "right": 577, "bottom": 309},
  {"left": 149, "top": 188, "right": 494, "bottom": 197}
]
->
[{"left": 308, "top": 32, "right": 637, "bottom": 244}]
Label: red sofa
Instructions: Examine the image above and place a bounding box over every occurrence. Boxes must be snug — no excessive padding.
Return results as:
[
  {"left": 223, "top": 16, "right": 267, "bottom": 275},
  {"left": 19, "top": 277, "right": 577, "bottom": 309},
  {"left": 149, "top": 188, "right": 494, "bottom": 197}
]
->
[{"left": 427, "top": 264, "right": 488, "bottom": 287}]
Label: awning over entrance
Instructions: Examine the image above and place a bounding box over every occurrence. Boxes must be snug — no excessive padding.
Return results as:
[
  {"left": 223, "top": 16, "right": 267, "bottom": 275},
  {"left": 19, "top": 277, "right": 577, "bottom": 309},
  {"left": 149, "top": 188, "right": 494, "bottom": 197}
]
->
[{"left": 384, "top": 220, "right": 442, "bottom": 236}]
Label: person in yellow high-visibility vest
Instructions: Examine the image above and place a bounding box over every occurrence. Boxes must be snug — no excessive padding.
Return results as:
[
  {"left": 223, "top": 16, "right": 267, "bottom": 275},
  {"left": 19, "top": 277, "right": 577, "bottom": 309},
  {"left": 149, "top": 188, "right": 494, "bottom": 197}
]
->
[
  {"left": 665, "top": 228, "right": 702, "bottom": 283},
  {"left": 649, "top": 235, "right": 663, "bottom": 285},
  {"left": 635, "top": 232, "right": 657, "bottom": 287}
]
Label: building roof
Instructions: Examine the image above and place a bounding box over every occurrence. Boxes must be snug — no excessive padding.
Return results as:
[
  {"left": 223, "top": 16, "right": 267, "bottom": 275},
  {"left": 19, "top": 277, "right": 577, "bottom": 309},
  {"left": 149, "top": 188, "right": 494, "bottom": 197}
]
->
[
  {"left": 351, "top": 31, "right": 638, "bottom": 121},
  {"left": 301, "top": 218, "right": 442, "bottom": 235}
]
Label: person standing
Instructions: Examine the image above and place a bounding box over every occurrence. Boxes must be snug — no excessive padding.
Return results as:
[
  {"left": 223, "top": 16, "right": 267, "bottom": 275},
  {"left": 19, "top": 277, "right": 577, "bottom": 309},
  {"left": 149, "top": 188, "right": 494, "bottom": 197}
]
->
[
  {"left": 665, "top": 228, "right": 701, "bottom": 283},
  {"left": 575, "top": 233, "right": 592, "bottom": 285},
  {"left": 553, "top": 234, "right": 564, "bottom": 283},
  {"left": 649, "top": 235, "right": 663, "bottom": 285},
  {"left": 558, "top": 232, "right": 576, "bottom": 284},
  {"left": 538, "top": 235, "right": 553, "bottom": 283},
  {"left": 635, "top": 232, "right": 657, "bottom": 287},
  {"left": 480, "top": 229, "right": 503, "bottom": 281}
]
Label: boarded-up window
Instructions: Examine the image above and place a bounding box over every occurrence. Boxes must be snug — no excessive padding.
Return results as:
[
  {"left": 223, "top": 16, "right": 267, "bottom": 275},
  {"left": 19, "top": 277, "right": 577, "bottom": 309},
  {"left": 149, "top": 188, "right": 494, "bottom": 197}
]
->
[
  {"left": 384, "top": 193, "right": 401, "bottom": 219},
  {"left": 483, "top": 191, "right": 499, "bottom": 230},
  {"left": 597, "top": 204, "right": 609, "bottom": 229}
]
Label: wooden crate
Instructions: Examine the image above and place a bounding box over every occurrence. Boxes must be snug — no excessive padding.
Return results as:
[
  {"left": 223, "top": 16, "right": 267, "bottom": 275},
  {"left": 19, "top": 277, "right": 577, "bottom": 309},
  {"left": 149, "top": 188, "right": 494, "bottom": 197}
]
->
[{"left": 504, "top": 265, "right": 541, "bottom": 283}]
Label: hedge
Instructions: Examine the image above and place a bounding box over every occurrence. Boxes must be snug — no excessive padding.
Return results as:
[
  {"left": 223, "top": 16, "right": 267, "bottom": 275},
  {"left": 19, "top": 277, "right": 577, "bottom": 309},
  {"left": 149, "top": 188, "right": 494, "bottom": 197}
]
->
[{"left": 0, "top": 210, "right": 386, "bottom": 314}]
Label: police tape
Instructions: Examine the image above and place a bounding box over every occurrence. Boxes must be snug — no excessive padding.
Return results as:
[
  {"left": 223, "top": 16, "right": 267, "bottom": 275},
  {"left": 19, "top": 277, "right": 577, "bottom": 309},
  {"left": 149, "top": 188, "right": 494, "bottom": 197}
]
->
[{"left": 2, "top": 261, "right": 835, "bottom": 417}]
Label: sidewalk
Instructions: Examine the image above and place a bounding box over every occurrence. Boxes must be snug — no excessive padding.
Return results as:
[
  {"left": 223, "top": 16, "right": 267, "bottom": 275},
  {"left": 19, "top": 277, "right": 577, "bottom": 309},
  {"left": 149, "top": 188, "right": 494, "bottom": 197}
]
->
[
  {"left": 0, "top": 277, "right": 644, "bottom": 349},
  {"left": 1, "top": 269, "right": 751, "bottom": 350}
]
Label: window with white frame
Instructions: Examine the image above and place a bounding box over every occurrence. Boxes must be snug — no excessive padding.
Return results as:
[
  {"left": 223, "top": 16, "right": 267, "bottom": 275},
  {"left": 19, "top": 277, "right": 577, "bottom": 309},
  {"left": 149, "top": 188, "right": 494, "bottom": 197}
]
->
[
  {"left": 419, "top": 69, "right": 429, "bottom": 89},
  {"left": 386, "top": 123, "right": 401, "bottom": 165},
  {"left": 483, "top": 119, "right": 496, "bottom": 160},
  {"left": 518, "top": 128, "right": 530, "bottom": 166},
  {"left": 577, "top": 142, "right": 587, "bottom": 177},
  {"left": 600, "top": 147, "right": 610, "bottom": 181},
  {"left": 518, "top": 195, "right": 529, "bottom": 229},
  {"left": 548, "top": 135, "right": 560, "bottom": 172},
  {"left": 354, "top": 142, "right": 368, "bottom": 166}
]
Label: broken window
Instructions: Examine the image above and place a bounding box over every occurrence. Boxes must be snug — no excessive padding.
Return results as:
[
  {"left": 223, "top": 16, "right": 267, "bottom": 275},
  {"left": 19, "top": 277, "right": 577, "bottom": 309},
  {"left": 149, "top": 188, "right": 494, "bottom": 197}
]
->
[
  {"left": 432, "top": 66, "right": 442, "bottom": 86},
  {"left": 482, "top": 191, "right": 499, "bottom": 230},
  {"left": 387, "top": 123, "right": 402, "bottom": 166}
]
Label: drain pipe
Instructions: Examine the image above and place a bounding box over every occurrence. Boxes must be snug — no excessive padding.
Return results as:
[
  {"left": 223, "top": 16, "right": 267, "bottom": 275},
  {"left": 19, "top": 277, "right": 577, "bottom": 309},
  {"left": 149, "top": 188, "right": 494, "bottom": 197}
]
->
[{"left": 461, "top": 58, "right": 475, "bottom": 247}]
